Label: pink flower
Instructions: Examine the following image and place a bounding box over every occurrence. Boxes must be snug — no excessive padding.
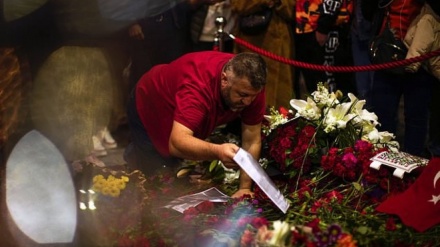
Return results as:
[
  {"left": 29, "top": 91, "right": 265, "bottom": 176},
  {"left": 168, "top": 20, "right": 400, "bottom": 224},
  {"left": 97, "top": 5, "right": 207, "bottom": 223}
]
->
[{"left": 342, "top": 152, "right": 357, "bottom": 169}]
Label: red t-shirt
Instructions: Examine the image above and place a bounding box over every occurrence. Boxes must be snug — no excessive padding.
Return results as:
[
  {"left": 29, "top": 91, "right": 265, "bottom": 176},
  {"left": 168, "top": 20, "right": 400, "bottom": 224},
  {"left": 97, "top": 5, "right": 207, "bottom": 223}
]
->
[{"left": 135, "top": 51, "right": 266, "bottom": 157}]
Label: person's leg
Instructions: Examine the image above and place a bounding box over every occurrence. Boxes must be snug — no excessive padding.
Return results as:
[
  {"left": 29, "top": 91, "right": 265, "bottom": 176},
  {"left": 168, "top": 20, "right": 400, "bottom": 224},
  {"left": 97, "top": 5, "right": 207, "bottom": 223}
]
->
[
  {"left": 429, "top": 79, "right": 440, "bottom": 157},
  {"left": 333, "top": 29, "right": 356, "bottom": 96},
  {"left": 403, "top": 70, "right": 434, "bottom": 156},
  {"left": 351, "top": 31, "right": 374, "bottom": 106},
  {"left": 370, "top": 71, "right": 402, "bottom": 135},
  {"left": 124, "top": 90, "right": 179, "bottom": 176},
  {"left": 128, "top": 39, "right": 152, "bottom": 92},
  {"left": 294, "top": 32, "right": 326, "bottom": 94}
]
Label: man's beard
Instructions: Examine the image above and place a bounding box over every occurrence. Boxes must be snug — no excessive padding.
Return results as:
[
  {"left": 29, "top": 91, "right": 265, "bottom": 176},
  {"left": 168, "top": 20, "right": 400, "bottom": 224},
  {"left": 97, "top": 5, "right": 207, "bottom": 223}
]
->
[{"left": 222, "top": 87, "right": 244, "bottom": 112}]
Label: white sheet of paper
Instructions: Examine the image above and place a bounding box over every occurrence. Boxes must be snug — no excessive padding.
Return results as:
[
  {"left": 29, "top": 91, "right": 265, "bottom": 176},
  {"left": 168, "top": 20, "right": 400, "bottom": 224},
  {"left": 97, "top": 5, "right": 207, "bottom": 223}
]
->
[
  {"left": 233, "top": 148, "right": 290, "bottom": 213},
  {"left": 164, "top": 187, "right": 230, "bottom": 213}
]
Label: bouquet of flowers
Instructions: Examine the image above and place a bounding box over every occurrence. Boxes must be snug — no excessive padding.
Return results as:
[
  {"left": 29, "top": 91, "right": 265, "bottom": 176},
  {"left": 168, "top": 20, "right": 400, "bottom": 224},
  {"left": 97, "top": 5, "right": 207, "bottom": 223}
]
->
[
  {"left": 263, "top": 82, "right": 399, "bottom": 177},
  {"left": 75, "top": 83, "right": 440, "bottom": 246}
]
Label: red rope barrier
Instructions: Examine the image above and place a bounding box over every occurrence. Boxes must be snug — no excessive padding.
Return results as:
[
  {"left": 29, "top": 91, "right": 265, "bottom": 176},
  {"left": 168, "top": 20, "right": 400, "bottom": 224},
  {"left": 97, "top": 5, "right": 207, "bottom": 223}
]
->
[{"left": 230, "top": 34, "right": 440, "bottom": 73}]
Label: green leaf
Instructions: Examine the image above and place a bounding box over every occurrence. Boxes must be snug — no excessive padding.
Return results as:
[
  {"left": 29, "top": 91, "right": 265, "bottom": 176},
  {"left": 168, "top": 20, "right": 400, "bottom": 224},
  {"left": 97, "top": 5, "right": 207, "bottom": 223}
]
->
[
  {"left": 352, "top": 182, "right": 362, "bottom": 191},
  {"left": 209, "top": 160, "right": 219, "bottom": 172},
  {"left": 356, "top": 226, "right": 370, "bottom": 235}
]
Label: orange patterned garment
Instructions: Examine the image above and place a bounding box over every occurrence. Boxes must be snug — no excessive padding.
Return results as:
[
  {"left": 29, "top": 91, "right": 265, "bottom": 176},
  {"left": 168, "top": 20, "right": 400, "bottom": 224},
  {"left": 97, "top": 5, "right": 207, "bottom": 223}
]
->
[{"left": 295, "top": 0, "right": 353, "bottom": 33}]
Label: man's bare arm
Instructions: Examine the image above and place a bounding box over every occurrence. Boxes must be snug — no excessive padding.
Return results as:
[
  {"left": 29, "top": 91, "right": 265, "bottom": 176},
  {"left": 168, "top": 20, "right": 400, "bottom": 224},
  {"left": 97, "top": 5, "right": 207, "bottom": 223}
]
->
[
  {"left": 231, "top": 122, "right": 262, "bottom": 198},
  {"left": 169, "top": 121, "right": 239, "bottom": 166}
]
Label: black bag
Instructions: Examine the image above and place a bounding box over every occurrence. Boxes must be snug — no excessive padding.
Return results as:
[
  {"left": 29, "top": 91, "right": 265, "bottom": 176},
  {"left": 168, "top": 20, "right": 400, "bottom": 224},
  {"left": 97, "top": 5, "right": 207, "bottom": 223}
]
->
[
  {"left": 368, "top": 6, "right": 408, "bottom": 75},
  {"left": 239, "top": 8, "right": 273, "bottom": 35},
  {"left": 369, "top": 25, "right": 408, "bottom": 75}
]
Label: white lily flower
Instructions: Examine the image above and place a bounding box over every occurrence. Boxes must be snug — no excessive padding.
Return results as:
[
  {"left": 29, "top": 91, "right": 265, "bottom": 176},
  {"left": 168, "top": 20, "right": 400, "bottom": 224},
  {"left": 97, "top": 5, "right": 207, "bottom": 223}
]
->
[
  {"left": 360, "top": 121, "right": 377, "bottom": 136},
  {"left": 348, "top": 93, "right": 365, "bottom": 113},
  {"left": 363, "top": 128, "right": 381, "bottom": 143},
  {"left": 323, "top": 102, "right": 353, "bottom": 132},
  {"left": 363, "top": 129, "right": 397, "bottom": 147},
  {"left": 290, "top": 98, "right": 321, "bottom": 121},
  {"left": 269, "top": 221, "right": 291, "bottom": 246},
  {"left": 378, "top": 131, "right": 396, "bottom": 143},
  {"left": 359, "top": 109, "right": 380, "bottom": 127}
]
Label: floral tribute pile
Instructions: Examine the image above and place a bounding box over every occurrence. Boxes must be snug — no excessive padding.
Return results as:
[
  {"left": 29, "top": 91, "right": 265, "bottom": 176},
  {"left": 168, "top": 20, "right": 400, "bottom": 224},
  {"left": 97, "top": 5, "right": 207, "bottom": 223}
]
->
[{"left": 78, "top": 83, "right": 440, "bottom": 246}]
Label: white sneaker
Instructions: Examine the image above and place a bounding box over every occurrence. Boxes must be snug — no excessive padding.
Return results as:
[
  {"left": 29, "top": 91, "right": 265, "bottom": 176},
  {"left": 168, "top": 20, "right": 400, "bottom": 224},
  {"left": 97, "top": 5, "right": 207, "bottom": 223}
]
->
[
  {"left": 92, "top": 135, "right": 107, "bottom": 157},
  {"left": 99, "top": 127, "right": 117, "bottom": 149}
]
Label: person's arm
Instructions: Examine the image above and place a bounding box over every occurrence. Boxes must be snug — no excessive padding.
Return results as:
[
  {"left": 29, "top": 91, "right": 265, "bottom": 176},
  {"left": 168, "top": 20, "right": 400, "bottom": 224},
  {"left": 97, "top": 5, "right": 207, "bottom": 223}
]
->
[
  {"left": 231, "top": 122, "right": 262, "bottom": 198},
  {"left": 315, "top": 1, "right": 342, "bottom": 46},
  {"left": 169, "top": 121, "right": 240, "bottom": 165}
]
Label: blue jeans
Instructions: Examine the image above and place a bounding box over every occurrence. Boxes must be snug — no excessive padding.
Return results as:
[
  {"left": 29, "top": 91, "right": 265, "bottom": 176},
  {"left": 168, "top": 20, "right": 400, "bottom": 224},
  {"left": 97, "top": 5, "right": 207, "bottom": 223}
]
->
[
  {"left": 123, "top": 91, "right": 180, "bottom": 176},
  {"left": 370, "top": 69, "right": 434, "bottom": 156},
  {"left": 351, "top": 32, "right": 374, "bottom": 107}
]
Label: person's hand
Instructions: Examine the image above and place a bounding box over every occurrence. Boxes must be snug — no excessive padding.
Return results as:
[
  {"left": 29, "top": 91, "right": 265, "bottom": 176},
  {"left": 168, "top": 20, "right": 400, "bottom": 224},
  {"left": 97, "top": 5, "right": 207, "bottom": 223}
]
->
[
  {"left": 218, "top": 143, "right": 240, "bottom": 168},
  {"left": 315, "top": 31, "right": 328, "bottom": 46},
  {"left": 231, "top": 188, "right": 254, "bottom": 198},
  {"left": 128, "top": 23, "right": 144, "bottom": 40}
]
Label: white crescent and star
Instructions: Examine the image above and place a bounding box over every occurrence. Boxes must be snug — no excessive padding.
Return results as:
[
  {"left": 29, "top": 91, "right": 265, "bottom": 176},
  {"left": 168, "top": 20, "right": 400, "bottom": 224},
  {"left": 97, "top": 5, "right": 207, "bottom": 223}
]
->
[
  {"left": 434, "top": 171, "right": 440, "bottom": 188},
  {"left": 428, "top": 171, "right": 440, "bottom": 205},
  {"left": 429, "top": 195, "right": 440, "bottom": 205}
]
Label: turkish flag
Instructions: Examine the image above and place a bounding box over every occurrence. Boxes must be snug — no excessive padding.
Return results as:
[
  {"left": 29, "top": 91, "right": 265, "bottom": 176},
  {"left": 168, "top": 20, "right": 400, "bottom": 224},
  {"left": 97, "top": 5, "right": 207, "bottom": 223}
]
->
[{"left": 376, "top": 157, "right": 440, "bottom": 232}]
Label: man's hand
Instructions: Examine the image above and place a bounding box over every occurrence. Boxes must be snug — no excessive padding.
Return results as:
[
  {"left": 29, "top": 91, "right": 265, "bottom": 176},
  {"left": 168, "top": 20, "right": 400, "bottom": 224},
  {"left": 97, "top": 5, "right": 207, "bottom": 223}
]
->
[
  {"left": 217, "top": 143, "right": 240, "bottom": 167},
  {"left": 128, "top": 23, "right": 144, "bottom": 40},
  {"left": 231, "top": 188, "right": 254, "bottom": 198},
  {"left": 315, "top": 31, "right": 328, "bottom": 46}
]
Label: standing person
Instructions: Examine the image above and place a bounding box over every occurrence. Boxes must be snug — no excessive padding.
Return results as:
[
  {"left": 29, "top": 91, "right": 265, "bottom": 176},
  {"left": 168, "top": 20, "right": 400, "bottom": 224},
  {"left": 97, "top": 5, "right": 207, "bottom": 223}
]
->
[
  {"left": 126, "top": 2, "right": 194, "bottom": 91},
  {"left": 295, "top": 0, "right": 356, "bottom": 95},
  {"left": 124, "top": 51, "right": 267, "bottom": 198},
  {"left": 403, "top": 0, "right": 440, "bottom": 158},
  {"left": 362, "top": 0, "right": 435, "bottom": 157},
  {"left": 351, "top": 0, "right": 374, "bottom": 105},
  {"left": 230, "top": 0, "right": 296, "bottom": 108},
  {"left": 191, "top": 0, "right": 237, "bottom": 52}
]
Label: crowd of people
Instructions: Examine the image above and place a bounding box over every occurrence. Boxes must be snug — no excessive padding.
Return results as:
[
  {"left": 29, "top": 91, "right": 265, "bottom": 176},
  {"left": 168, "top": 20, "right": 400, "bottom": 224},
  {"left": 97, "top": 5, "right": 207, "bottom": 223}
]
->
[
  {"left": 2, "top": 0, "right": 438, "bottom": 197},
  {"left": 115, "top": 0, "right": 440, "bottom": 197}
]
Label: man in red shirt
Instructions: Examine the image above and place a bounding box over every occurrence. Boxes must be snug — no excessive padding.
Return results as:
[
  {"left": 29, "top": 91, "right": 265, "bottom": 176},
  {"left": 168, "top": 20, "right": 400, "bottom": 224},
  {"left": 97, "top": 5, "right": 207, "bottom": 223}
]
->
[{"left": 124, "top": 51, "right": 267, "bottom": 198}]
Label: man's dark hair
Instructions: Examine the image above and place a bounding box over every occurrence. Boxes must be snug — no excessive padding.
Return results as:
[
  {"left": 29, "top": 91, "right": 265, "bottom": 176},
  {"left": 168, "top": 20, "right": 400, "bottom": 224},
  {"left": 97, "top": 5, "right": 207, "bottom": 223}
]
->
[{"left": 224, "top": 52, "right": 267, "bottom": 90}]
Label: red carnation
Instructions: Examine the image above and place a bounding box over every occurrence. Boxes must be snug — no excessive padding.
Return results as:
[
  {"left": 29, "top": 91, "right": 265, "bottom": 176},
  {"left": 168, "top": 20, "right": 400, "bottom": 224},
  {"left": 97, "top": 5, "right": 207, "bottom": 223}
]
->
[{"left": 196, "top": 201, "right": 215, "bottom": 213}]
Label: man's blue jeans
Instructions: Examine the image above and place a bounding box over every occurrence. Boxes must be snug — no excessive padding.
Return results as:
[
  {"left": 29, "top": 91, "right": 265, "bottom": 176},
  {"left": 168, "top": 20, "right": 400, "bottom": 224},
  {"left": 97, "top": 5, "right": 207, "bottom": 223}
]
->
[{"left": 351, "top": 32, "right": 374, "bottom": 107}]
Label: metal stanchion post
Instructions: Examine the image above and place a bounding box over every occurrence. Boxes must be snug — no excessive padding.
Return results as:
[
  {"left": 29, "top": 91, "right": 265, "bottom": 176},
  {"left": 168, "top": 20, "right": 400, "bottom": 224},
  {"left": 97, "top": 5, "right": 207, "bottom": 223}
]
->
[{"left": 214, "top": 16, "right": 226, "bottom": 52}]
